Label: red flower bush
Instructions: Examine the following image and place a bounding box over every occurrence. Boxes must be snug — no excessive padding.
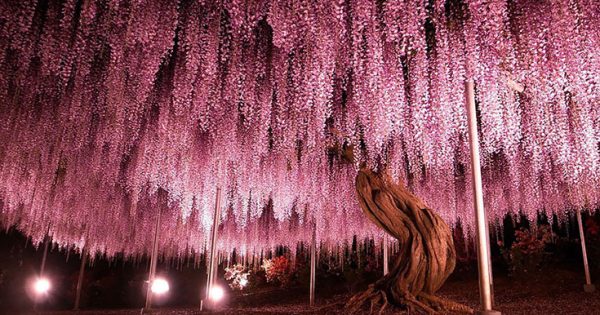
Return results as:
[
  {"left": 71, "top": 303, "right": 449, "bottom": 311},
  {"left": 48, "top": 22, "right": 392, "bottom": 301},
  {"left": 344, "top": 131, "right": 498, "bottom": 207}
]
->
[
  {"left": 586, "top": 217, "right": 599, "bottom": 238},
  {"left": 262, "top": 256, "right": 293, "bottom": 287},
  {"left": 502, "top": 226, "right": 553, "bottom": 274}
]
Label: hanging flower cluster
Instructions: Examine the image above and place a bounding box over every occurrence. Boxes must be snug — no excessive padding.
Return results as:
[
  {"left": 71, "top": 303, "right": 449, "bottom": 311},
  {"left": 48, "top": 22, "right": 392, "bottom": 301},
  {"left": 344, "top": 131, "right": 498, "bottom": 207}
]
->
[{"left": 0, "top": 0, "right": 598, "bottom": 258}]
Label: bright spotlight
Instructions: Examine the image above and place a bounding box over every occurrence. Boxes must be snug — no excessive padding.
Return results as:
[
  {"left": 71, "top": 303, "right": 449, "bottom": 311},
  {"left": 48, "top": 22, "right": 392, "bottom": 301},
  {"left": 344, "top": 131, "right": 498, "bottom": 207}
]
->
[
  {"left": 33, "top": 278, "right": 51, "bottom": 295},
  {"left": 151, "top": 278, "right": 170, "bottom": 295},
  {"left": 209, "top": 285, "right": 224, "bottom": 301}
]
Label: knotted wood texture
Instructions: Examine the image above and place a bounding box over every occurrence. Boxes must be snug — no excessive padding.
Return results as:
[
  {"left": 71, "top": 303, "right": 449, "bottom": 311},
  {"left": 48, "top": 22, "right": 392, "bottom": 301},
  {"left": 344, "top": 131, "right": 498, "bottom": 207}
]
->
[{"left": 346, "top": 169, "right": 472, "bottom": 314}]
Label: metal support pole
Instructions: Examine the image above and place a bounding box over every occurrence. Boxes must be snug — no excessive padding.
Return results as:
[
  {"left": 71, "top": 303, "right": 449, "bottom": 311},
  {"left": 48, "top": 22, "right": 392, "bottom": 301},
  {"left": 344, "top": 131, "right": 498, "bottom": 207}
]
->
[
  {"left": 465, "top": 80, "right": 501, "bottom": 315},
  {"left": 74, "top": 248, "right": 87, "bottom": 310},
  {"left": 145, "top": 209, "right": 161, "bottom": 310},
  {"left": 34, "top": 235, "right": 50, "bottom": 311},
  {"left": 309, "top": 223, "right": 316, "bottom": 307},
  {"left": 383, "top": 235, "right": 389, "bottom": 276},
  {"left": 205, "top": 187, "right": 222, "bottom": 307},
  {"left": 40, "top": 236, "right": 50, "bottom": 276},
  {"left": 576, "top": 209, "right": 596, "bottom": 293}
]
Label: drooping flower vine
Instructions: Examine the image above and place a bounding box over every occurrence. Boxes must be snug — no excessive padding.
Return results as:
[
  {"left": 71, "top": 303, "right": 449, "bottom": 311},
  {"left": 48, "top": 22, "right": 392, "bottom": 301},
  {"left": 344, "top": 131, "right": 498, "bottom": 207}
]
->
[{"left": 0, "top": 0, "right": 598, "bottom": 258}]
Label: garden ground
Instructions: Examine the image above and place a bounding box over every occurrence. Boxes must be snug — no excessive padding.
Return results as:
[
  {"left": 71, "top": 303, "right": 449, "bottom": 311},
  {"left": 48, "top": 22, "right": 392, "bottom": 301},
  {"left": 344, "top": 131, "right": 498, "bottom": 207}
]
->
[{"left": 29, "top": 266, "right": 600, "bottom": 315}]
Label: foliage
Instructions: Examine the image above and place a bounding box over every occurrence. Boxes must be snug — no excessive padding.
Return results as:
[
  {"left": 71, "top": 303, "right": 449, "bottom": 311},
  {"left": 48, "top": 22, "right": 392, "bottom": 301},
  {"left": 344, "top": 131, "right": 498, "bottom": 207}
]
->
[
  {"left": 585, "top": 216, "right": 600, "bottom": 270},
  {"left": 224, "top": 264, "right": 250, "bottom": 290},
  {"left": 500, "top": 226, "right": 553, "bottom": 274},
  {"left": 361, "top": 252, "right": 379, "bottom": 274},
  {"left": 586, "top": 217, "right": 600, "bottom": 238},
  {"left": 261, "top": 256, "right": 294, "bottom": 287}
]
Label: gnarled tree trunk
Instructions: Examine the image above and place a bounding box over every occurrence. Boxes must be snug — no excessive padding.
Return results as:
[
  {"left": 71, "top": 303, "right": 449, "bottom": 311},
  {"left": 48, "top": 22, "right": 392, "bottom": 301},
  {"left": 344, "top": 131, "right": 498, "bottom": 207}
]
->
[{"left": 346, "top": 169, "right": 472, "bottom": 314}]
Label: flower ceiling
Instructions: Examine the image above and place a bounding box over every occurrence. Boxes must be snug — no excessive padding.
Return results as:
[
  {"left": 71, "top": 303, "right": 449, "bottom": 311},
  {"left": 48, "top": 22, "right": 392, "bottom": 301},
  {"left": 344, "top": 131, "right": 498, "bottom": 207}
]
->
[{"left": 0, "top": 0, "right": 598, "bottom": 257}]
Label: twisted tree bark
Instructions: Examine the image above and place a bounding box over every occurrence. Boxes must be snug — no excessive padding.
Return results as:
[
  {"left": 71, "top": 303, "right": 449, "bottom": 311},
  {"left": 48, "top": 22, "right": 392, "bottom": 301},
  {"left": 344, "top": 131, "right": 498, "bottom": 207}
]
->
[{"left": 346, "top": 168, "right": 472, "bottom": 314}]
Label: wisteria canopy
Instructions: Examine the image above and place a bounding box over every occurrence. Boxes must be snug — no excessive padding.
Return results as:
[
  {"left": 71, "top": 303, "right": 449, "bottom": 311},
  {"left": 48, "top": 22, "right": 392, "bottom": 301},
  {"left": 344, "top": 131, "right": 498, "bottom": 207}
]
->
[{"left": 0, "top": 0, "right": 598, "bottom": 257}]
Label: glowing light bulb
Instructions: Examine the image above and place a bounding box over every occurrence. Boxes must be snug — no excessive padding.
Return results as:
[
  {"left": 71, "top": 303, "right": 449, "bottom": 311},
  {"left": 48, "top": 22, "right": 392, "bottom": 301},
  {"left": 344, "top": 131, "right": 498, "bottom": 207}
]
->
[
  {"left": 209, "top": 286, "right": 224, "bottom": 301},
  {"left": 151, "top": 278, "right": 170, "bottom": 294},
  {"left": 33, "top": 278, "right": 51, "bottom": 295}
]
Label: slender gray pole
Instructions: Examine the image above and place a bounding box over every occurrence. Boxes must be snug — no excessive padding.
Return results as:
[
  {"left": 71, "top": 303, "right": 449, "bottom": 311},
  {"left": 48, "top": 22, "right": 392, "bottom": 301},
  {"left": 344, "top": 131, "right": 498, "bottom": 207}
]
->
[
  {"left": 74, "top": 248, "right": 87, "bottom": 310},
  {"left": 465, "top": 80, "right": 500, "bottom": 315},
  {"left": 206, "top": 187, "right": 222, "bottom": 307},
  {"left": 34, "top": 235, "right": 51, "bottom": 311},
  {"left": 145, "top": 209, "right": 162, "bottom": 309},
  {"left": 383, "top": 235, "right": 389, "bottom": 276},
  {"left": 40, "top": 236, "right": 50, "bottom": 276},
  {"left": 309, "top": 223, "right": 316, "bottom": 307},
  {"left": 576, "top": 209, "right": 596, "bottom": 293}
]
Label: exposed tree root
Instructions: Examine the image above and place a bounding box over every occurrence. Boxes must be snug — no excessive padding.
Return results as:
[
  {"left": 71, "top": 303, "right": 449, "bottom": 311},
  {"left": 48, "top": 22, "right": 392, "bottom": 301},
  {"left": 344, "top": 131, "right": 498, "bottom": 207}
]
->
[
  {"left": 346, "top": 169, "right": 473, "bottom": 314},
  {"left": 346, "top": 283, "right": 473, "bottom": 314}
]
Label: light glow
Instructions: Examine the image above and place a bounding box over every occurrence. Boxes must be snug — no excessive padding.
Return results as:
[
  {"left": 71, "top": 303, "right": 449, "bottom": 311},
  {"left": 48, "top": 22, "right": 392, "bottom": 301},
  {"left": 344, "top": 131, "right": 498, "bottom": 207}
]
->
[
  {"left": 150, "top": 278, "right": 170, "bottom": 295},
  {"left": 209, "top": 286, "right": 225, "bottom": 302},
  {"left": 33, "top": 278, "right": 50, "bottom": 295}
]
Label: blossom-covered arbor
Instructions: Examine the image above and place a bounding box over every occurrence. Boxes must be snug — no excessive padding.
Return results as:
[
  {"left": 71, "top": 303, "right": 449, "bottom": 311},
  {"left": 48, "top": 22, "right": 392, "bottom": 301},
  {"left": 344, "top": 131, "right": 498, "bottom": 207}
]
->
[{"left": 0, "top": 0, "right": 598, "bottom": 262}]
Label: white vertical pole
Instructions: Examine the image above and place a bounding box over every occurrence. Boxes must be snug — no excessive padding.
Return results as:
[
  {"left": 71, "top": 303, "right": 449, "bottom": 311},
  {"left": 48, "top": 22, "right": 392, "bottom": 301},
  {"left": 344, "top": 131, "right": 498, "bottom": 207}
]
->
[
  {"left": 309, "top": 222, "right": 316, "bottom": 307},
  {"left": 74, "top": 247, "right": 87, "bottom": 310},
  {"left": 465, "top": 80, "right": 500, "bottom": 315},
  {"left": 145, "top": 209, "right": 161, "bottom": 310},
  {"left": 40, "top": 236, "right": 50, "bottom": 276},
  {"left": 576, "top": 209, "right": 596, "bottom": 293},
  {"left": 383, "top": 234, "right": 389, "bottom": 276},
  {"left": 34, "top": 235, "right": 50, "bottom": 311},
  {"left": 206, "top": 187, "right": 222, "bottom": 307},
  {"left": 340, "top": 243, "right": 344, "bottom": 272}
]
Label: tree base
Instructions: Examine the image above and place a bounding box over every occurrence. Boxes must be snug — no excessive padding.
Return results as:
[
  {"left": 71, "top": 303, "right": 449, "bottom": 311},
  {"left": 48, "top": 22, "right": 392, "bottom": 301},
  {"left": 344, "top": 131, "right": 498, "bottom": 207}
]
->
[
  {"left": 346, "top": 283, "right": 473, "bottom": 314},
  {"left": 346, "top": 169, "right": 476, "bottom": 314}
]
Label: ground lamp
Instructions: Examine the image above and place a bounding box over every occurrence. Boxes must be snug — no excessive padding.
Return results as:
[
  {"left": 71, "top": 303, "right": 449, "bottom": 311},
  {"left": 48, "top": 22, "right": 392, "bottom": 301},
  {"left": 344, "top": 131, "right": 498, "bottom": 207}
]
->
[
  {"left": 32, "top": 235, "right": 52, "bottom": 307},
  {"left": 151, "top": 278, "right": 170, "bottom": 295},
  {"left": 209, "top": 285, "right": 225, "bottom": 302},
  {"left": 33, "top": 278, "right": 51, "bottom": 296}
]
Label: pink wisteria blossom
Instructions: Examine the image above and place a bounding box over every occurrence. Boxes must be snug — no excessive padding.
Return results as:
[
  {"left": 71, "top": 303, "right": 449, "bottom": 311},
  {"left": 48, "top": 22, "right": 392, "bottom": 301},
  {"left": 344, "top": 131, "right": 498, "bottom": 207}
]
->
[{"left": 0, "top": 0, "right": 598, "bottom": 258}]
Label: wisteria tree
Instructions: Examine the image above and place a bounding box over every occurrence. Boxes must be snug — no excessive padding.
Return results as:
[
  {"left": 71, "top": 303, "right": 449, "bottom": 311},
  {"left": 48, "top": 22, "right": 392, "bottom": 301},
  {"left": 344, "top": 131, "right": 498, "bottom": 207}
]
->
[
  {"left": 0, "top": 0, "right": 598, "bottom": 303},
  {"left": 347, "top": 168, "right": 472, "bottom": 313}
]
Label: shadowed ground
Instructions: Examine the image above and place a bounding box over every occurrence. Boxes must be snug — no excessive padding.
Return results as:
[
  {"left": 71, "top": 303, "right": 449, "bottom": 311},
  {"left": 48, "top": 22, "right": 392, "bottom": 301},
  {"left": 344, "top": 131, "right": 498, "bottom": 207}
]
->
[{"left": 27, "top": 268, "right": 599, "bottom": 315}]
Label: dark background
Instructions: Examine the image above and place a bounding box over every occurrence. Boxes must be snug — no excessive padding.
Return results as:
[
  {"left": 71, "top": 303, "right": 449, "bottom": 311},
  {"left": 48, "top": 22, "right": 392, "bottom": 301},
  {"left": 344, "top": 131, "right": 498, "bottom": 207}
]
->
[
  {"left": 1, "top": 209, "right": 598, "bottom": 314},
  {"left": 0, "top": 229, "right": 209, "bottom": 314}
]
